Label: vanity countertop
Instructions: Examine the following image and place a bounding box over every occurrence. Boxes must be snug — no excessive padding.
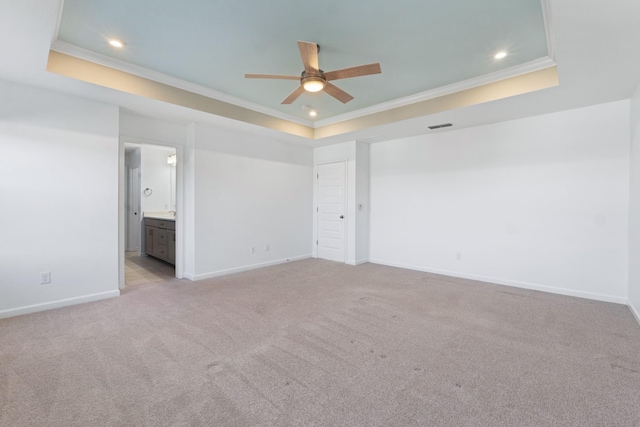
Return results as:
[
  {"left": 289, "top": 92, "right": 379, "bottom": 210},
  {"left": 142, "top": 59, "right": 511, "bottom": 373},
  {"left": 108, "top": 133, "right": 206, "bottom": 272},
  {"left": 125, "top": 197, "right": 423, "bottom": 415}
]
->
[{"left": 144, "top": 211, "right": 175, "bottom": 221}]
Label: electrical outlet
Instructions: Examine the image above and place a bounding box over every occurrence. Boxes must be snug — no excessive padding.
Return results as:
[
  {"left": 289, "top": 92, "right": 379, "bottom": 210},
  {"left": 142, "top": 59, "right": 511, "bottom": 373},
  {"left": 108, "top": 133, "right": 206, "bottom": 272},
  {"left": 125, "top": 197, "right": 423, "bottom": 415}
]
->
[
  {"left": 456, "top": 251, "right": 462, "bottom": 261},
  {"left": 265, "top": 244, "right": 270, "bottom": 252},
  {"left": 250, "top": 246, "right": 256, "bottom": 254},
  {"left": 40, "top": 271, "right": 51, "bottom": 284}
]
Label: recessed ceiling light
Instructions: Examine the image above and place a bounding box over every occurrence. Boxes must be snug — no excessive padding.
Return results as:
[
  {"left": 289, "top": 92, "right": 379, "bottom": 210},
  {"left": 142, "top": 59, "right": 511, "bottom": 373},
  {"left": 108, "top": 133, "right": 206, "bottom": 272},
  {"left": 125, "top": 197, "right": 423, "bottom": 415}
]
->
[
  {"left": 309, "top": 110, "right": 317, "bottom": 117},
  {"left": 494, "top": 51, "right": 507, "bottom": 59},
  {"left": 108, "top": 39, "right": 125, "bottom": 48}
]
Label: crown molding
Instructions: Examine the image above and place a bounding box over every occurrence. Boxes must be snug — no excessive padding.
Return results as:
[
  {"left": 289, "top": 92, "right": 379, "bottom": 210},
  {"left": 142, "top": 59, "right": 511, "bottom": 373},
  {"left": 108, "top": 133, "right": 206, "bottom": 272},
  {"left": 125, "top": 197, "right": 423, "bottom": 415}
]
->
[
  {"left": 50, "top": 40, "right": 313, "bottom": 128},
  {"left": 314, "top": 56, "right": 557, "bottom": 128},
  {"left": 541, "top": 0, "right": 556, "bottom": 61},
  {"left": 52, "top": 0, "right": 64, "bottom": 44}
]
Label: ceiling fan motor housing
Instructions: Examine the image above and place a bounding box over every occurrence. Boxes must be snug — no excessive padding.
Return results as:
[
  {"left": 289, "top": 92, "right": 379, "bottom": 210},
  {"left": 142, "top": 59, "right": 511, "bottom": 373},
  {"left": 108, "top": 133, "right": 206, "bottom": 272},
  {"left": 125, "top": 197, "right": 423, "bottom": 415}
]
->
[{"left": 301, "top": 70, "right": 325, "bottom": 80}]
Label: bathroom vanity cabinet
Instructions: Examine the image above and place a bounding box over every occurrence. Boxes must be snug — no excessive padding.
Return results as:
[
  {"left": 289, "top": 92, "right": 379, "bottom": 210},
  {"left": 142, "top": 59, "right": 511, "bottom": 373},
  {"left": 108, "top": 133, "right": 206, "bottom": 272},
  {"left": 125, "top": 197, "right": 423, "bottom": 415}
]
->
[{"left": 144, "top": 218, "right": 175, "bottom": 265}]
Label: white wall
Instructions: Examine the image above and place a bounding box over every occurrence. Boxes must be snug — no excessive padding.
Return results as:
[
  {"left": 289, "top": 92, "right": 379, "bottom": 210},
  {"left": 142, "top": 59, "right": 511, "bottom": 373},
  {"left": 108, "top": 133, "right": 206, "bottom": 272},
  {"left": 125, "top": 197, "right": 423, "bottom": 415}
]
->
[
  {"left": 119, "top": 110, "right": 187, "bottom": 146},
  {"left": 190, "top": 123, "right": 313, "bottom": 279},
  {"left": 629, "top": 82, "right": 640, "bottom": 323},
  {"left": 370, "top": 101, "right": 630, "bottom": 303},
  {"left": 355, "top": 141, "right": 370, "bottom": 264},
  {"left": 184, "top": 124, "right": 196, "bottom": 278},
  {"left": 140, "top": 145, "right": 176, "bottom": 213},
  {"left": 0, "top": 80, "right": 120, "bottom": 318}
]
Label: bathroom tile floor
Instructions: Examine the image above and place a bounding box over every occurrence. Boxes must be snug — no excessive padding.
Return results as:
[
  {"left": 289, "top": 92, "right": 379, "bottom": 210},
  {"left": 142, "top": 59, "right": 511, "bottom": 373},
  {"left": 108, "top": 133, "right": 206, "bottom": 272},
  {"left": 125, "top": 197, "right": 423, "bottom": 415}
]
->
[{"left": 125, "top": 251, "right": 175, "bottom": 286}]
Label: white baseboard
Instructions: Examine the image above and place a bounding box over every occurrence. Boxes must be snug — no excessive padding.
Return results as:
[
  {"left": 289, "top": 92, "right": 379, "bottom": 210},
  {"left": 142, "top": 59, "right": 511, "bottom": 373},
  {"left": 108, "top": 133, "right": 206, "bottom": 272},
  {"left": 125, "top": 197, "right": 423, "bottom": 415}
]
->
[
  {"left": 629, "top": 300, "right": 640, "bottom": 327},
  {"left": 347, "top": 259, "right": 369, "bottom": 266},
  {"left": 192, "top": 254, "right": 313, "bottom": 281},
  {"left": 0, "top": 290, "right": 120, "bottom": 320},
  {"left": 368, "top": 259, "right": 627, "bottom": 305}
]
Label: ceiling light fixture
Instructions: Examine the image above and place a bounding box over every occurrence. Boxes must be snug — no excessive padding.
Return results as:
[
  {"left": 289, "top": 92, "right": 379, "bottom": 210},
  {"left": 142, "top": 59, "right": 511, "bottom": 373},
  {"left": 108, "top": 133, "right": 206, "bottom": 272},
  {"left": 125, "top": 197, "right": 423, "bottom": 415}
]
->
[
  {"left": 301, "top": 76, "right": 325, "bottom": 93},
  {"left": 108, "top": 38, "right": 125, "bottom": 48},
  {"left": 309, "top": 110, "right": 317, "bottom": 117},
  {"left": 494, "top": 51, "right": 507, "bottom": 59}
]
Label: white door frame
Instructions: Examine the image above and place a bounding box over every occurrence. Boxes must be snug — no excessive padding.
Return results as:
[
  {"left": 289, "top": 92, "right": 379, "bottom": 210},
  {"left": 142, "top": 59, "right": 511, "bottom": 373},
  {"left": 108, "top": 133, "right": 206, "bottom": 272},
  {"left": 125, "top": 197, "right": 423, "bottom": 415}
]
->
[
  {"left": 313, "top": 161, "right": 348, "bottom": 263},
  {"left": 126, "top": 166, "right": 141, "bottom": 252},
  {"left": 118, "top": 137, "right": 185, "bottom": 289}
]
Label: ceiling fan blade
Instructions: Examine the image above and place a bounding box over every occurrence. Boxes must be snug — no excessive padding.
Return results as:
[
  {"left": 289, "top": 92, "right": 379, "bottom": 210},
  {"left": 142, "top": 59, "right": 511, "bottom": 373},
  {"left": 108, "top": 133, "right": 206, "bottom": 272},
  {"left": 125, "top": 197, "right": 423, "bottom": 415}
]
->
[
  {"left": 323, "top": 82, "right": 354, "bottom": 104},
  {"left": 245, "top": 74, "right": 300, "bottom": 80},
  {"left": 281, "top": 85, "right": 306, "bottom": 104},
  {"left": 324, "top": 63, "right": 382, "bottom": 81},
  {"left": 298, "top": 41, "right": 319, "bottom": 74}
]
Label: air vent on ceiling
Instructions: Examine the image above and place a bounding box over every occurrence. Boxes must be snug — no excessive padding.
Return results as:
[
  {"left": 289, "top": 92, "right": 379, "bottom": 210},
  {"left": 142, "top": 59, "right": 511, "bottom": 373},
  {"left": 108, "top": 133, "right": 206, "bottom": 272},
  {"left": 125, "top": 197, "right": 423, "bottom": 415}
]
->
[{"left": 428, "top": 123, "right": 453, "bottom": 130}]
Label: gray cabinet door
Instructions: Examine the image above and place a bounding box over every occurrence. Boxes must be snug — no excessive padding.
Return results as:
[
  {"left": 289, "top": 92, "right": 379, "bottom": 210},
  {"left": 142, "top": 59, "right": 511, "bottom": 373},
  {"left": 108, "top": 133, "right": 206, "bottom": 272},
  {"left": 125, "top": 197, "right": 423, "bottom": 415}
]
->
[
  {"left": 154, "top": 229, "right": 167, "bottom": 260},
  {"left": 144, "top": 220, "right": 175, "bottom": 265},
  {"left": 145, "top": 226, "right": 155, "bottom": 257},
  {"left": 167, "top": 230, "right": 176, "bottom": 265},
  {"left": 155, "top": 244, "right": 168, "bottom": 261}
]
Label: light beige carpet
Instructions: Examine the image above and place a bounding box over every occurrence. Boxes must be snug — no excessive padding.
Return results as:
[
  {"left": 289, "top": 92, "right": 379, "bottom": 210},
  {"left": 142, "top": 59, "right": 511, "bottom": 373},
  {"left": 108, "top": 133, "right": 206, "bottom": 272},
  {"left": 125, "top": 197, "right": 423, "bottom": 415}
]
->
[{"left": 1, "top": 259, "right": 639, "bottom": 426}]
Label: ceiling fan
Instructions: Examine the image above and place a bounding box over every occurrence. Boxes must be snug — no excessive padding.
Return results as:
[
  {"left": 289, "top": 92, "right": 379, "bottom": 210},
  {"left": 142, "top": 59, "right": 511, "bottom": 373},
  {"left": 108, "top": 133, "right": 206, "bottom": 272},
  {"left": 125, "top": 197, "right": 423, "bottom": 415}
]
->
[{"left": 245, "top": 41, "right": 382, "bottom": 105}]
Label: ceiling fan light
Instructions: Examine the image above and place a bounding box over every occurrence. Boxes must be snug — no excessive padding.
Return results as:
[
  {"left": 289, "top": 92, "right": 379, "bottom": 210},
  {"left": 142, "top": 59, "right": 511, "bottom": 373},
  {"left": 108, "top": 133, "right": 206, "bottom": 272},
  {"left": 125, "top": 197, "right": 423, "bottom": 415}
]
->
[{"left": 302, "top": 78, "right": 325, "bottom": 92}]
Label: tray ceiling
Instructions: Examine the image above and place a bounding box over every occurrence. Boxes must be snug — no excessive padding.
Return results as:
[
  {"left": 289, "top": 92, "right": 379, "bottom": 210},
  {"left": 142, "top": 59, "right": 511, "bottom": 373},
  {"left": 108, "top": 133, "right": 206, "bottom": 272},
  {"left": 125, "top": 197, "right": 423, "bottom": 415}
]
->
[{"left": 54, "top": 0, "right": 551, "bottom": 127}]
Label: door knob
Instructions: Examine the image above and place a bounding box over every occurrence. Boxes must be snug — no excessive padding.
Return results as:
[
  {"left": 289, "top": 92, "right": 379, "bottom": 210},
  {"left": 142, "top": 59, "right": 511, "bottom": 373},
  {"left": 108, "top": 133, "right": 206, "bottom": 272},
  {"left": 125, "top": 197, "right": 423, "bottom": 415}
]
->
[{"left": 340, "top": 215, "right": 344, "bottom": 219}]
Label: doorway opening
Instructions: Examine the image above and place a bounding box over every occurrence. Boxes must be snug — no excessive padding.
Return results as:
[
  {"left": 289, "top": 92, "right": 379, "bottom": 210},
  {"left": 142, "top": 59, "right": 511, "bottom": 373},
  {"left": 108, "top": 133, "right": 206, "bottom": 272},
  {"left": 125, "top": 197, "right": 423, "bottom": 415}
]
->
[{"left": 122, "top": 142, "right": 178, "bottom": 287}]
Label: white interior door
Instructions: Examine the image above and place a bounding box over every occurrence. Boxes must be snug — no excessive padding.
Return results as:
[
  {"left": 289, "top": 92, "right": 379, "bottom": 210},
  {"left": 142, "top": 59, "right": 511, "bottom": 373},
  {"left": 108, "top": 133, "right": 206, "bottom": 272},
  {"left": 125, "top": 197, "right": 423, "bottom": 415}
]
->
[
  {"left": 317, "top": 162, "right": 346, "bottom": 262},
  {"left": 127, "top": 167, "right": 141, "bottom": 251}
]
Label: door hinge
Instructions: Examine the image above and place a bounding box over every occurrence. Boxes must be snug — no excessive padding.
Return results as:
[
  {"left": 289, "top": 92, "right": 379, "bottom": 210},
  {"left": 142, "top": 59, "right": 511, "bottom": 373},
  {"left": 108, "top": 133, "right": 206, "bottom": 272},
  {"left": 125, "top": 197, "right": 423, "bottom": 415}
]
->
[
  {"left": 316, "top": 207, "right": 318, "bottom": 212},
  {"left": 316, "top": 240, "right": 318, "bottom": 245},
  {"left": 317, "top": 173, "right": 319, "bottom": 179}
]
